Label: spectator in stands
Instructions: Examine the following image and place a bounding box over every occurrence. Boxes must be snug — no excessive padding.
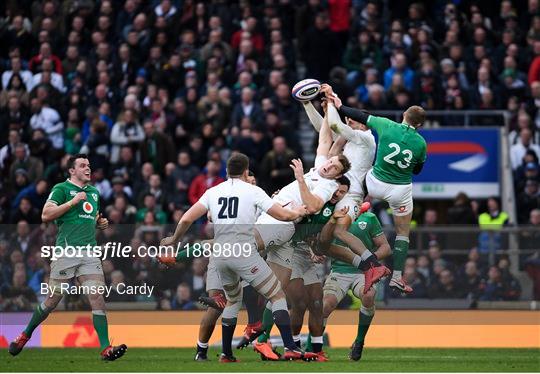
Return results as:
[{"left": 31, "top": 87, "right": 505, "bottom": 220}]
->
[
  {"left": 171, "top": 282, "right": 197, "bottom": 310},
  {"left": 428, "top": 269, "right": 462, "bottom": 299},
  {"left": 384, "top": 52, "right": 415, "bottom": 92},
  {"left": 478, "top": 266, "right": 520, "bottom": 301},
  {"left": 510, "top": 128, "right": 540, "bottom": 170},
  {"left": 400, "top": 259, "right": 428, "bottom": 298},
  {"left": 259, "top": 136, "right": 297, "bottom": 195},
  {"left": 517, "top": 179, "right": 540, "bottom": 223},
  {"left": 110, "top": 109, "right": 145, "bottom": 163},
  {"left": 140, "top": 120, "right": 175, "bottom": 174},
  {"left": 0, "top": 269, "right": 36, "bottom": 311},
  {"left": 9, "top": 197, "right": 40, "bottom": 224},
  {"left": 29, "top": 98, "right": 64, "bottom": 151},
  {"left": 136, "top": 193, "right": 167, "bottom": 224},
  {"left": 9, "top": 143, "right": 43, "bottom": 186},
  {"left": 460, "top": 261, "right": 482, "bottom": 300},
  {"left": 187, "top": 159, "right": 224, "bottom": 206},
  {"left": 478, "top": 197, "right": 509, "bottom": 255}
]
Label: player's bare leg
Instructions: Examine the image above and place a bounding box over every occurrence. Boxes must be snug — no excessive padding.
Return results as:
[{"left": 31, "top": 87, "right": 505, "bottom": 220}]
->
[
  {"left": 389, "top": 213, "right": 413, "bottom": 293},
  {"left": 287, "top": 278, "right": 307, "bottom": 348},
  {"left": 196, "top": 289, "right": 224, "bottom": 361},
  {"left": 350, "top": 287, "right": 376, "bottom": 361},
  {"left": 80, "top": 274, "right": 127, "bottom": 361},
  {"left": 9, "top": 284, "right": 63, "bottom": 356}
]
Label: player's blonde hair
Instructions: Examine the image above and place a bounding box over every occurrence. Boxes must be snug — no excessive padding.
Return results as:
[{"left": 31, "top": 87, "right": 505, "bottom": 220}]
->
[{"left": 404, "top": 106, "right": 426, "bottom": 128}]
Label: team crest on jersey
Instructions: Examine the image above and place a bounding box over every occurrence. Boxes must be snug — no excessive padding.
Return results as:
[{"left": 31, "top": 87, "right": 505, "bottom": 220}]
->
[
  {"left": 91, "top": 193, "right": 98, "bottom": 201},
  {"left": 82, "top": 202, "right": 94, "bottom": 214},
  {"left": 358, "top": 221, "right": 367, "bottom": 230},
  {"left": 322, "top": 207, "right": 332, "bottom": 217}
]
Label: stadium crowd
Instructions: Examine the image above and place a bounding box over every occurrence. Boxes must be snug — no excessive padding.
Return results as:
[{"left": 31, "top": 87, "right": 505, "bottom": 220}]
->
[{"left": 0, "top": 0, "right": 539, "bottom": 311}]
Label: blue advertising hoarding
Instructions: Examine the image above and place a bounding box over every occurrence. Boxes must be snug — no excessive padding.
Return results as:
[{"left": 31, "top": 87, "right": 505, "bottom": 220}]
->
[{"left": 413, "top": 128, "right": 500, "bottom": 198}]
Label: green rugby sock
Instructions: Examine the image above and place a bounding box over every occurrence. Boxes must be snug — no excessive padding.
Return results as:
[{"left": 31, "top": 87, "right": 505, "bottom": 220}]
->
[
  {"left": 92, "top": 311, "right": 110, "bottom": 350},
  {"left": 355, "top": 307, "right": 374, "bottom": 344},
  {"left": 392, "top": 236, "right": 410, "bottom": 273},
  {"left": 24, "top": 303, "right": 50, "bottom": 337},
  {"left": 257, "top": 306, "right": 274, "bottom": 343}
]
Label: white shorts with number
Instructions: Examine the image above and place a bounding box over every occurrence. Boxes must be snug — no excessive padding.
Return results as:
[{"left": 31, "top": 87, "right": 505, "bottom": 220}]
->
[
  {"left": 335, "top": 192, "right": 364, "bottom": 220},
  {"left": 365, "top": 169, "right": 413, "bottom": 216},
  {"left": 290, "top": 242, "right": 323, "bottom": 286},
  {"left": 50, "top": 256, "right": 103, "bottom": 279},
  {"left": 213, "top": 253, "right": 274, "bottom": 289},
  {"left": 323, "top": 271, "right": 365, "bottom": 302}
]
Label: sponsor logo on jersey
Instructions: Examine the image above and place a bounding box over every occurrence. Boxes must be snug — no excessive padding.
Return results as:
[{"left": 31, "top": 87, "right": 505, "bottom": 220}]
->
[
  {"left": 250, "top": 266, "right": 259, "bottom": 274},
  {"left": 322, "top": 207, "right": 332, "bottom": 217},
  {"left": 70, "top": 191, "right": 77, "bottom": 196},
  {"left": 82, "top": 202, "right": 94, "bottom": 214},
  {"left": 358, "top": 221, "right": 367, "bottom": 230}
]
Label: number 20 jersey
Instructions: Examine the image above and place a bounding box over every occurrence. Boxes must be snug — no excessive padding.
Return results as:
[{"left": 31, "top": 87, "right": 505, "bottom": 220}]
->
[{"left": 198, "top": 178, "right": 275, "bottom": 247}]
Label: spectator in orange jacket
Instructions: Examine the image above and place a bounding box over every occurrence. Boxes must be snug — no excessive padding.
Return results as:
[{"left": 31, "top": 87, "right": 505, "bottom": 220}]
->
[{"left": 187, "top": 159, "right": 224, "bottom": 205}]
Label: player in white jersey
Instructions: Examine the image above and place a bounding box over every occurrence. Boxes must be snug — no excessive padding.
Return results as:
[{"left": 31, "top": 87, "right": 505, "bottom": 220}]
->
[
  {"left": 302, "top": 93, "right": 376, "bottom": 221},
  {"left": 160, "top": 153, "right": 317, "bottom": 362},
  {"left": 253, "top": 111, "right": 350, "bottom": 329}
]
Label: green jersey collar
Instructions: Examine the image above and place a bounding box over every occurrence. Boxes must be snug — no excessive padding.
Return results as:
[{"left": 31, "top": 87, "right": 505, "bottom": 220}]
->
[{"left": 66, "top": 178, "right": 89, "bottom": 190}]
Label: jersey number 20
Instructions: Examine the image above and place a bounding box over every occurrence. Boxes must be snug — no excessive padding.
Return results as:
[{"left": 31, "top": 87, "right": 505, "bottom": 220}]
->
[
  {"left": 218, "top": 197, "right": 239, "bottom": 218},
  {"left": 383, "top": 143, "right": 413, "bottom": 169}
]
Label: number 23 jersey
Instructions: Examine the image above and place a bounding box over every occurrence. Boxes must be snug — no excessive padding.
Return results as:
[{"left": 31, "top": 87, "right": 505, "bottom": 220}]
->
[{"left": 367, "top": 115, "right": 427, "bottom": 185}]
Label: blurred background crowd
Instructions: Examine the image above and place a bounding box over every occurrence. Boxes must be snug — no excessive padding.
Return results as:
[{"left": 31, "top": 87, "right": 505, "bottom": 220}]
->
[{"left": 0, "top": 0, "right": 539, "bottom": 311}]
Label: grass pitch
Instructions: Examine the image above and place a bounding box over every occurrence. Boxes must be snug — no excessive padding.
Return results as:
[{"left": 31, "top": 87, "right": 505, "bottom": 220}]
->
[{"left": 2, "top": 347, "right": 539, "bottom": 372}]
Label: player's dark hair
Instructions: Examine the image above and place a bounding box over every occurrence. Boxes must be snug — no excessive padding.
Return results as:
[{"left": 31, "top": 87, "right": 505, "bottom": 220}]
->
[
  {"left": 336, "top": 175, "right": 350, "bottom": 189},
  {"left": 337, "top": 154, "right": 351, "bottom": 175},
  {"left": 67, "top": 154, "right": 89, "bottom": 170},
  {"left": 227, "top": 153, "right": 250, "bottom": 177},
  {"left": 248, "top": 170, "right": 255, "bottom": 177},
  {"left": 404, "top": 105, "right": 426, "bottom": 128}
]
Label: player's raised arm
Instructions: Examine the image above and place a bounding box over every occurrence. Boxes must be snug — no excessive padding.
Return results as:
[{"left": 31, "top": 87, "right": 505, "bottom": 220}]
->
[
  {"left": 161, "top": 202, "right": 208, "bottom": 246},
  {"left": 303, "top": 101, "right": 324, "bottom": 132},
  {"left": 316, "top": 108, "right": 333, "bottom": 157},
  {"left": 290, "top": 158, "right": 325, "bottom": 214}
]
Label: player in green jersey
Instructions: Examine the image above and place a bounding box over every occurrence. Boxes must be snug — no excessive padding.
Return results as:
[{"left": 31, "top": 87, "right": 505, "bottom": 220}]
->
[
  {"left": 322, "top": 84, "right": 427, "bottom": 293},
  {"left": 254, "top": 176, "right": 350, "bottom": 361},
  {"left": 9, "top": 154, "right": 127, "bottom": 361},
  {"left": 319, "top": 206, "right": 391, "bottom": 361}
]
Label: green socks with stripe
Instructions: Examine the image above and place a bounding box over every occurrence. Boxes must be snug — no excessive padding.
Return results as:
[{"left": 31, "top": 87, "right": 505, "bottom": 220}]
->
[
  {"left": 355, "top": 306, "right": 375, "bottom": 344},
  {"left": 392, "top": 236, "right": 410, "bottom": 278},
  {"left": 92, "top": 311, "right": 110, "bottom": 350},
  {"left": 24, "top": 303, "right": 51, "bottom": 337}
]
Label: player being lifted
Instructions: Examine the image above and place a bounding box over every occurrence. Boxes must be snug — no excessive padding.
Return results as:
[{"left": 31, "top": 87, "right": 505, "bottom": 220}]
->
[
  {"left": 160, "top": 153, "right": 317, "bottom": 362},
  {"left": 323, "top": 85, "right": 427, "bottom": 293},
  {"left": 9, "top": 154, "right": 127, "bottom": 361},
  {"left": 302, "top": 92, "right": 376, "bottom": 221},
  {"left": 318, "top": 204, "right": 391, "bottom": 361}
]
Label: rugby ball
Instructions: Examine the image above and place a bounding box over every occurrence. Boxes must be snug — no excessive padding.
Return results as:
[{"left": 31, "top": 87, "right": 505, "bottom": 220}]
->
[{"left": 291, "top": 79, "right": 321, "bottom": 102}]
